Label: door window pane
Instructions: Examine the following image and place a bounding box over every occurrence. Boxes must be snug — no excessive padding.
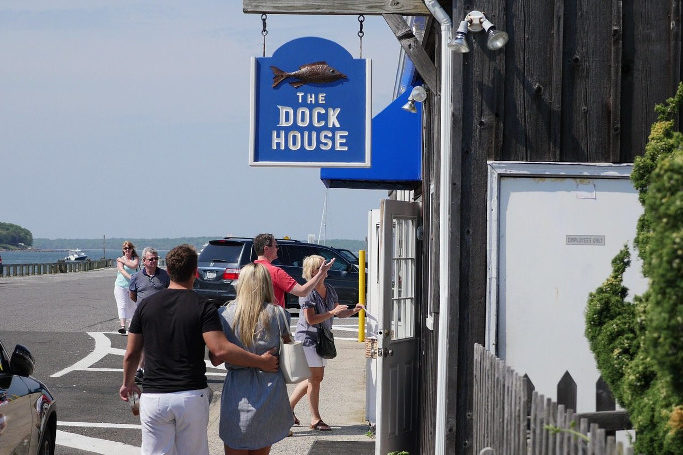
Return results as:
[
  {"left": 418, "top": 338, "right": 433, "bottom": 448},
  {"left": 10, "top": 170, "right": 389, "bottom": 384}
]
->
[{"left": 391, "top": 217, "right": 415, "bottom": 340}]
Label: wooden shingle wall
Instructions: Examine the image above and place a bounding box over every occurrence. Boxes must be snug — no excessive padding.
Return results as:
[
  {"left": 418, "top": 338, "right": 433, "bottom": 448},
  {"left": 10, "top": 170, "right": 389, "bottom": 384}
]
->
[{"left": 418, "top": 1, "right": 681, "bottom": 454}]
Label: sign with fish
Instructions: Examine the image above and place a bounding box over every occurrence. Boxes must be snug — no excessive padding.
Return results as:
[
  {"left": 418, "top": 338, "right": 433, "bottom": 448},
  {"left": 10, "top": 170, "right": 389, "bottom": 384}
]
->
[{"left": 249, "top": 37, "right": 371, "bottom": 167}]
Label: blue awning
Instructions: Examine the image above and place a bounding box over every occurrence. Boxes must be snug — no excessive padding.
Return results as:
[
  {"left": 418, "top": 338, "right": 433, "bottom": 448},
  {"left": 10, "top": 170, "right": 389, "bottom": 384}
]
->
[{"left": 320, "top": 87, "right": 422, "bottom": 190}]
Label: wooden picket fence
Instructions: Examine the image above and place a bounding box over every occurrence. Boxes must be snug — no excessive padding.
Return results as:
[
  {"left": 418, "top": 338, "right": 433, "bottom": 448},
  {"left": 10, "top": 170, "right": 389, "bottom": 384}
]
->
[{"left": 473, "top": 343, "right": 636, "bottom": 455}]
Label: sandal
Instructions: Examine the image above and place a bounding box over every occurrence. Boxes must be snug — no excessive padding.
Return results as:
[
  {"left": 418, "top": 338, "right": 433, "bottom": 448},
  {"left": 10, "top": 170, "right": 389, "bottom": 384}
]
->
[
  {"left": 293, "top": 412, "right": 300, "bottom": 426},
  {"left": 118, "top": 326, "right": 127, "bottom": 335},
  {"left": 310, "top": 420, "right": 331, "bottom": 431}
]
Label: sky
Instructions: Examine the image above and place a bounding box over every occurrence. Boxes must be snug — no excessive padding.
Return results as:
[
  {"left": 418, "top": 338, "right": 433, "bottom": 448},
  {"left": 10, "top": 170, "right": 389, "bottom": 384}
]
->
[{"left": 0, "top": 1, "right": 401, "bottom": 241}]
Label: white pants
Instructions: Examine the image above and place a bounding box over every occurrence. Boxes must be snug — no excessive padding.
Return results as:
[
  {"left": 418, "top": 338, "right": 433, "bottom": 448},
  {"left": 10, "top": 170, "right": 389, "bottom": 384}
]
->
[
  {"left": 114, "top": 285, "right": 136, "bottom": 320},
  {"left": 139, "top": 387, "right": 211, "bottom": 455}
]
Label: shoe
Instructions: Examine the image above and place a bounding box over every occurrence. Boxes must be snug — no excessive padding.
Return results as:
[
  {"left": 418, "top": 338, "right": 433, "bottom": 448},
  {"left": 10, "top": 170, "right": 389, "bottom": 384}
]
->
[
  {"left": 310, "top": 420, "right": 331, "bottom": 431},
  {"left": 134, "top": 369, "right": 144, "bottom": 385},
  {"left": 118, "top": 326, "right": 127, "bottom": 335},
  {"left": 287, "top": 430, "right": 293, "bottom": 437}
]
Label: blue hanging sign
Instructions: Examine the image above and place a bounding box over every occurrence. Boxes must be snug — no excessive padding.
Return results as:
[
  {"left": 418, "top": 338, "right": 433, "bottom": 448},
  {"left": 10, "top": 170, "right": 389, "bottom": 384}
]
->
[{"left": 249, "top": 37, "right": 371, "bottom": 167}]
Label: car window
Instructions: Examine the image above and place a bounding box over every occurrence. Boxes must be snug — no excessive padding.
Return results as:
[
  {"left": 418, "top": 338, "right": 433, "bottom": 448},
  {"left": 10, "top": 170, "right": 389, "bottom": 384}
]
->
[
  {"left": 198, "top": 242, "right": 244, "bottom": 264},
  {"left": 338, "top": 249, "right": 359, "bottom": 263},
  {"left": 280, "top": 245, "right": 310, "bottom": 268},
  {"left": 315, "top": 248, "right": 350, "bottom": 272}
]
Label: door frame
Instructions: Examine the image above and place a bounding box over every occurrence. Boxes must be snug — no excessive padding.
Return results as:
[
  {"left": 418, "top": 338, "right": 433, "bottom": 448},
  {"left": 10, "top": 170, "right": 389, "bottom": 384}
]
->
[{"left": 485, "top": 161, "right": 634, "bottom": 354}]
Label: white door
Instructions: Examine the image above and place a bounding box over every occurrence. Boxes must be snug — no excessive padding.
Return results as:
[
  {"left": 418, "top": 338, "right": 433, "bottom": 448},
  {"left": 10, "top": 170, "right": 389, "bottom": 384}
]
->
[
  {"left": 487, "top": 162, "right": 647, "bottom": 415},
  {"left": 376, "top": 199, "right": 420, "bottom": 455}
]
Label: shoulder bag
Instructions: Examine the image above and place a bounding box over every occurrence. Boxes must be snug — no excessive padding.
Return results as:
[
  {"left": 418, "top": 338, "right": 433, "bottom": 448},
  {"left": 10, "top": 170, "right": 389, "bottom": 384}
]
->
[
  {"left": 275, "top": 306, "right": 311, "bottom": 384},
  {"left": 314, "top": 300, "right": 337, "bottom": 360}
]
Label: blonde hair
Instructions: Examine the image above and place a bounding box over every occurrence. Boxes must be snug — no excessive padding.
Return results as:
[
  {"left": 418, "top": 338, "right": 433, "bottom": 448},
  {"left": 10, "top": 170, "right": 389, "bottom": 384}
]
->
[
  {"left": 231, "top": 263, "right": 276, "bottom": 348},
  {"left": 302, "top": 255, "right": 325, "bottom": 281}
]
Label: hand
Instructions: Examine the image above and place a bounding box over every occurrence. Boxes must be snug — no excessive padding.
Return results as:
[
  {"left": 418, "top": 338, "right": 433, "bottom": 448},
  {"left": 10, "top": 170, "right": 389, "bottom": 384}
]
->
[
  {"left": 319, "top": 258, "right": 335, "bottom": 276},
  {"left": 330, "top": 305, "right": 349, "bottom": 317},
  {"left": 336, "top": 309, "right": 355, "bottom": 318},
  {"left": 119, "top": 383, "right": 141, "bottom": 401},
  {"left": 259, "top": 348, "right": 279, "bottom": 372}
]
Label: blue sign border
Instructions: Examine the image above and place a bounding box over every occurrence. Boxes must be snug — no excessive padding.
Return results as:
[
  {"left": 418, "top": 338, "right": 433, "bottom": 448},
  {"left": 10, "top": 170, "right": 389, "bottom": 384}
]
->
[{"left": 249, "top": 37, "right": 371, "bottom": 168}]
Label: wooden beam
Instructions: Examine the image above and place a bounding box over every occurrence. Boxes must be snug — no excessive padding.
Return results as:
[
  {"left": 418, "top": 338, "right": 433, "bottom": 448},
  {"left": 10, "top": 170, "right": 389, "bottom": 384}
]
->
[
  {"left": 382, "top": 14, "right": 438, "bottom": 94},
  {"left": 243, "top": 0, "right": 431, "bottom": 16}
]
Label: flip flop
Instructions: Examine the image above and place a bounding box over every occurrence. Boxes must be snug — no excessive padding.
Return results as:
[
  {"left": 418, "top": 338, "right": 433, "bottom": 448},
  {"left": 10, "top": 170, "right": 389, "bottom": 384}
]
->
[
  {"left": 293, "top": 412, "right": 300, "bottom": 426},
  {"left": 310, "top": 420, "right": 331, "bottom": 431}
]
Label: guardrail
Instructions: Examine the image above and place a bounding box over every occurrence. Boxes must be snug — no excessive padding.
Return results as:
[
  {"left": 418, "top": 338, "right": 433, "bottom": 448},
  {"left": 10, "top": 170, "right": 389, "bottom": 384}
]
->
[{"left": 0, "top": 259, "right": 115, "bottom": 277}]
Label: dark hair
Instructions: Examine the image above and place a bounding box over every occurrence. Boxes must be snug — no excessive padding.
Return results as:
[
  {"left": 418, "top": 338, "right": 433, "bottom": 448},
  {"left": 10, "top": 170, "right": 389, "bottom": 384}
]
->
[
  {"left": 253, "top": 233, "right": 275, "bottom": 256},
  {"left": 165, "top": 244, "right": 197, "bottom": 282}
]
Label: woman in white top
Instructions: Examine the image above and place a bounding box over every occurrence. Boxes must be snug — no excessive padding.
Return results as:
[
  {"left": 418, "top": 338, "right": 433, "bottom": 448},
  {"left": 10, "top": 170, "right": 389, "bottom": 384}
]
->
[{"left": 113, "top": 240, "right": 139, "bottom": 334}]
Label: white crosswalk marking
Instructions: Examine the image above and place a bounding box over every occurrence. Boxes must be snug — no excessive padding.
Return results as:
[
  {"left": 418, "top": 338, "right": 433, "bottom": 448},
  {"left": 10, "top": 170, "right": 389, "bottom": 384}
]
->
[
  {"left": 57, "top": 430, "right": 140, "bottom": 454},
  {"left": 51, "top": 332, "right": 227, "bottom": 377}
]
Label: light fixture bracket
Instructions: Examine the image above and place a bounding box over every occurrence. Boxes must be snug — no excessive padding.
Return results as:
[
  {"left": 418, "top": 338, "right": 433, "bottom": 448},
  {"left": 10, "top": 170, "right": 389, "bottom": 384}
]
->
[{"left": 465, "top": 10, "right": 485, "bottom": 33}]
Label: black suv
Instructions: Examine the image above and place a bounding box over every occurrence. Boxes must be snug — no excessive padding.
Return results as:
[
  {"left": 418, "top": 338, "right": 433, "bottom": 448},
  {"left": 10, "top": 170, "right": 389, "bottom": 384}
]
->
[{"left": 193, "top": 237, "right": 361, "bottom": 308}]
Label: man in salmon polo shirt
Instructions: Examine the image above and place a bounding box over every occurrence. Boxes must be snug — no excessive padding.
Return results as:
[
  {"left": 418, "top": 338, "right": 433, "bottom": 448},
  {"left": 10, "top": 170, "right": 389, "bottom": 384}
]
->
[{"left": 253, "top": 233, "right": 334, "bottom": 317}]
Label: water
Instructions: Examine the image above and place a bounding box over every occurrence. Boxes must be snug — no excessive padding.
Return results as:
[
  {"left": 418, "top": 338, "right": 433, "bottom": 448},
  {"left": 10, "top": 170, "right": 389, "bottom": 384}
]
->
[{"left": 0, "top": 249, "right": 169, "bottom": 265}]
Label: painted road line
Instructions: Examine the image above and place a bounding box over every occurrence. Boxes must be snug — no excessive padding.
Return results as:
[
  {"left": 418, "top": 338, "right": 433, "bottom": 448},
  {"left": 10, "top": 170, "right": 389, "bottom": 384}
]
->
[
  {"left": 335, "top": 336, "right": 361, "bottom": 341},
  {"left": 51, "top": 332, "right": 121, "bottom": 378},
  {"left": 332, "top": 326, "right": 360, "bottom": 332},
  {"left": 59, "top": 421, "right": 142, "bottom": 430},
  {"left": 57, "top": 430, "right": 139, "bottom": 454}
]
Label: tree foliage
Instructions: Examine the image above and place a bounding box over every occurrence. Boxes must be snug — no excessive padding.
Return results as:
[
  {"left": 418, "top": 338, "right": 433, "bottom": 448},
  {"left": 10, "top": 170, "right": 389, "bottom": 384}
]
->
[
  {"left": 585, "top": 84, "right": 683, "bottom": 454},
  {"left": 0, "top": 222, "right": 33, "bottom": 247}
]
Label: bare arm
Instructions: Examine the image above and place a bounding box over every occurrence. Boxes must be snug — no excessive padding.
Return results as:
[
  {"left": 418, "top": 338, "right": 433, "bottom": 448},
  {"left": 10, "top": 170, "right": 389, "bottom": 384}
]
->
[
  {"left": 117, "top": 256, "right": 140, "bottom": 270},
  {"left": 117, "top": 259, "right": 132, "bottom": 280},
  {"left": 303, "top": 303, "right": 347, "bottom": 325},
  {"left": 119, "top": 333, "right": 143, "bottom": 401},
  {"left": 203, "top": 331, "right": 278, "bottom": 372},
  {"left": 288, "top": 258, "right": 335, "bottom": 297}
]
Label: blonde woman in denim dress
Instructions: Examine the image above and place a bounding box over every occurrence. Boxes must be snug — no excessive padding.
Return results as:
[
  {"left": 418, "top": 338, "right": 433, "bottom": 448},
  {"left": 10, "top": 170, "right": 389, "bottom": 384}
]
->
[{"left": 211, "top": 263, "right": 293, "bottom": 454}]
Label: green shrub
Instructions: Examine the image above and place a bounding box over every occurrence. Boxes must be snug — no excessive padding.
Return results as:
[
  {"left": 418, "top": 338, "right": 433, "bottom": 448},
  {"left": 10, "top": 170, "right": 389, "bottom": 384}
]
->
[{"left": 585, "top": 83, "right": 683, "bottom": 454}]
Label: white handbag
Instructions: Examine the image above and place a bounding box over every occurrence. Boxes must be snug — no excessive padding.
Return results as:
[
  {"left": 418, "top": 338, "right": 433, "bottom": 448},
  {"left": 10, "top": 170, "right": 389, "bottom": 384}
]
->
[{"left": 276, "top": 307, "right": 311, "bottom": 384}]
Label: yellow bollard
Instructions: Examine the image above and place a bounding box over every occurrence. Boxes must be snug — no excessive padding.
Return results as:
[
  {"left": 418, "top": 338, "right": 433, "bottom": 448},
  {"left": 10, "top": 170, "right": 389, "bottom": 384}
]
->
[{"left": 358, "top": 250, "right": 366, "bottom": 342}]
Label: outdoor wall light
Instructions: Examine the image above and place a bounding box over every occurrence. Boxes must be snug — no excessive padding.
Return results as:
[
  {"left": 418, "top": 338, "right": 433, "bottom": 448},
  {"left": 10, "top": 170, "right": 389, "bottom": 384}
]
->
[
  {"left": 449, "top": 20, "right": 471, "bottom": 53},
  {"left": 450, "top": 10, "right": 509, "bottom": 53},
  {"left": 402, "top": 85, "right": 428, "bottom": 113}
]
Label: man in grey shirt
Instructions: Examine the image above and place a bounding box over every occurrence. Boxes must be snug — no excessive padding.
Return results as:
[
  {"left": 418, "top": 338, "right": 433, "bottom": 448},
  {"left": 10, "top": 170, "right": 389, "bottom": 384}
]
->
[{"left": 129, "top": 247, "right": 170, "bottom": 383}]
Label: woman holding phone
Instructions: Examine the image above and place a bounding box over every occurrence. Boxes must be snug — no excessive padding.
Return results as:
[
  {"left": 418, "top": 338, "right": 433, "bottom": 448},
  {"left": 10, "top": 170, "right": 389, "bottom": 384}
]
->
[{"left": 289, "top": 254, "right": 362, "bottom": 431}]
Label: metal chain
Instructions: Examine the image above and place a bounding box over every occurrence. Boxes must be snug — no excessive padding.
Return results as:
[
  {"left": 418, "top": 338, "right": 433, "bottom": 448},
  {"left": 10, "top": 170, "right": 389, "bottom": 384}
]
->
[
  {"left": 357, "top": 15, "right": 365, "bottom": 58},
  {"left": 261, "top": 14, "right": 268, "bottom": 57}
]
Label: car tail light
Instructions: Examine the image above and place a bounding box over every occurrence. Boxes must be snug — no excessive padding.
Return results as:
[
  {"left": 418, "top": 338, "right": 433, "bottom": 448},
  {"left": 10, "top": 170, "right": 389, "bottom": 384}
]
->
[
  {"left": 196, "top": 270, "right": 200, "bottom": 279},
  {"left": 223, "top": 268, "right": 240, "bottom": 280}
]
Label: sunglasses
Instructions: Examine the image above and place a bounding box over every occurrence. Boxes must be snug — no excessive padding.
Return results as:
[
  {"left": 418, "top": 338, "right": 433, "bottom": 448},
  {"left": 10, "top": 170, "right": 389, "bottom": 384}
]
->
[
  {"left": 146, "top": 257, "right": 159, "bottom": 261},
  {"left": 123, "top": 247, "right": 131, "bottom": 250}
]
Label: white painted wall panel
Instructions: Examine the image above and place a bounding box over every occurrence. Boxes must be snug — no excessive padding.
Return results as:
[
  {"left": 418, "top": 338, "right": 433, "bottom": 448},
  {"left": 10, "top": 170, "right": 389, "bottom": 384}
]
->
[{"left": 489, "top": 163, "right": 646, "bottom": 415}]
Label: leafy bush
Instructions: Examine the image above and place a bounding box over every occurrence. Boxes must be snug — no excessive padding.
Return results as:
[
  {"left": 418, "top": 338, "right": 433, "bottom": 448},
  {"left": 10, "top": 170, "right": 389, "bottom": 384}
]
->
[{"left": 585, "top": 84, "right": 683, "bottom": 454}]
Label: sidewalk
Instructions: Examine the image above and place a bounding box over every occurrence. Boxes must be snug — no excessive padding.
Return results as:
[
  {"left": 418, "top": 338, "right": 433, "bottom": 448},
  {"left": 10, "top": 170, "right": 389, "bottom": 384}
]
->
[{"left": 207, "top": 339, "right": 374, "bottom": 455}]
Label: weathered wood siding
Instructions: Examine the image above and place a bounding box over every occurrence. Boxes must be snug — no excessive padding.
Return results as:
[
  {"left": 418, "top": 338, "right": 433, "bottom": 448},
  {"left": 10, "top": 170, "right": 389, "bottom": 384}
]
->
[{"left": 419, "top": 0, "right": 681, "bottom": 454}]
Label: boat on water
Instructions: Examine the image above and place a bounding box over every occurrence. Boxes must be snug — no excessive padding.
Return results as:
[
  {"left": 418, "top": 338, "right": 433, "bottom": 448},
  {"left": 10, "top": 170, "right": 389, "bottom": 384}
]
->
[{"left": 64, "top": 249, "right": 88, "bottom": 261}]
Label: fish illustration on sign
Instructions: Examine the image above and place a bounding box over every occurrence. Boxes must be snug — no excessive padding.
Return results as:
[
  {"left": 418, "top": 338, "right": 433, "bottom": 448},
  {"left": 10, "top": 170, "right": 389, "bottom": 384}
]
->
[{"left": 270, "top": 61, "right": 347, "bottom": 88}]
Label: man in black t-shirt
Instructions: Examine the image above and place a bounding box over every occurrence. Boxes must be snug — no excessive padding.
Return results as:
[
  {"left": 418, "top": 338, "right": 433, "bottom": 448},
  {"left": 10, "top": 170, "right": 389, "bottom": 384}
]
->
[{"left": 119, "top": 244, "right": 278, "bottom": 455}]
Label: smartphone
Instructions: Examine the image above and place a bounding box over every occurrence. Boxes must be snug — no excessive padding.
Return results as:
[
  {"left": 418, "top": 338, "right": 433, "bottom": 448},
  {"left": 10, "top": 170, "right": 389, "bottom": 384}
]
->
[{"left": 347, "top": 303, "right": 358, "bottom": 309}]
